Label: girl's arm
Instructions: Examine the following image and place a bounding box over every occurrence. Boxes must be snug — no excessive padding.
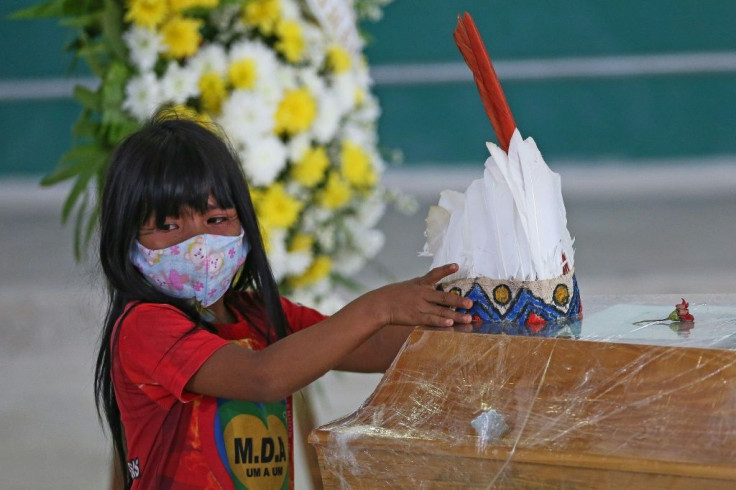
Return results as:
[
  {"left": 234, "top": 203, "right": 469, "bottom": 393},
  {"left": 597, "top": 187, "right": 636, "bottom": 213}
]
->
[
  {"left": 186, "top": 263, "right": 472, "bottom": 402},
  {"left": 333, "top": 324, "right": 417, "bottom": 373}
]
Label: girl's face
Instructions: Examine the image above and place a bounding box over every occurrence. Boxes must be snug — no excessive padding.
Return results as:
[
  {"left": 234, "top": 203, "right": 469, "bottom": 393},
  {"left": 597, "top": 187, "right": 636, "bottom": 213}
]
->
[{"left": 138, "top": 196, "right": 241, "bottom": 251}]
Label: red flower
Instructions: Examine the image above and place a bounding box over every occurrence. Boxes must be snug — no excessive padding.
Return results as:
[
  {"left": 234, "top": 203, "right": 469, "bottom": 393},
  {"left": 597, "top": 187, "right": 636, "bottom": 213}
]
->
[
  {"left": 675, "top": 298, "right": 694, "bottom": 322},
  {"left": 668, "top": 298, "right": 694, "bottom": 323},
  {"left": 636, "top": 298, "right": 695, "bottom": 326}
]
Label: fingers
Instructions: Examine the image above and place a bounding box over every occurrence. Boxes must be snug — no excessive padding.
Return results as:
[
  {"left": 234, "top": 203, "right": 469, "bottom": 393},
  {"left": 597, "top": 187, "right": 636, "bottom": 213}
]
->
[
  {"left": 421, "top": 304, "right": 473, "bottom": 327},
  {"left": 420, "top": 263, "right": 459, "bottom": 285},
  {"left": 428, "top": 289, "right": 473, "bottom": 310}
]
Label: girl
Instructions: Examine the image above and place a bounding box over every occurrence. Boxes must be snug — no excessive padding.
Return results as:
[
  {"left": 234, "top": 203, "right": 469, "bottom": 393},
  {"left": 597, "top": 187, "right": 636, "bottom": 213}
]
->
[{"left": 94, "top": 115, "right": 472, "bottom": 489}]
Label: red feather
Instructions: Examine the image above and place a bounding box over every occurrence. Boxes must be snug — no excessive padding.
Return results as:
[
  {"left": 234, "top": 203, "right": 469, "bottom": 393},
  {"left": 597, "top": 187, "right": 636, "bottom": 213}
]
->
[{"left": 453, "top": 12, "right": 516, "bottom": 152}]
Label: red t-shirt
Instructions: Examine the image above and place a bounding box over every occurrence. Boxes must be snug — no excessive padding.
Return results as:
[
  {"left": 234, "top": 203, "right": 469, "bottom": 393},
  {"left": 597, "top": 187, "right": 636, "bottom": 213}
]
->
[{"left": 112, "top": 293, "right": 326, "bottom": 489}]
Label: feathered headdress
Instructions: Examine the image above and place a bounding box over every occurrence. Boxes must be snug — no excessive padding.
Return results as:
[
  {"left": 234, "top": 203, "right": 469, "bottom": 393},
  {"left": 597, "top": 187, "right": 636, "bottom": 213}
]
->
[{"left": 424, "top": 12, "right": 575, "bottom": 282}]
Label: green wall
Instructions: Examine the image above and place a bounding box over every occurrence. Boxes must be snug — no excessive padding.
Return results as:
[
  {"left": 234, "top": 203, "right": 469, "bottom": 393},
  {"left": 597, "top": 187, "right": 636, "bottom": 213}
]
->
[
  {"left": 2, "top": 0, "right": 735, "bottom": 176},
  {"left": 363, "top": 1, "right": 736, "bottom": 164}
]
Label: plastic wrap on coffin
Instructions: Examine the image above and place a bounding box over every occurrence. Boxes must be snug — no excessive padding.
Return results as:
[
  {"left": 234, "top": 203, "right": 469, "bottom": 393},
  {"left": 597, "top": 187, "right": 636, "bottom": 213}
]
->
[{"left": 309, "top": 329, "right": 736, "bottom": 488}]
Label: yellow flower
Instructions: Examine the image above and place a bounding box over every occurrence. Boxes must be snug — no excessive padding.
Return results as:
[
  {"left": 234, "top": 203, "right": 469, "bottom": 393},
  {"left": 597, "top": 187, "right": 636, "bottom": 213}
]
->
[
  {"left": 125, "top": 0, "right": 168, "bottom": 28},
  {"left": 289, "top": 256, "right": 331, "bottom": 288},
  {"left": 198, "top": 72, "right": 226, "bottom": 114},
  {"left": 160, "top": 15, "right": 203, "bottom": 59},
  {"left": 275, "top": 19, "right": 304, "bottom": 63},
  {"left": 291, "top": 146, "right": 329, "bottom": 187},
  {"left": 326, "top": 44, "right": 351, "bottom": 74},
  {"left": 288, "top": 233, "right": 313, "bottom": 252},
  {"left": 228, "top": 59, "right": 257, "bottom": 90},
  {"left": 340, "top": 140, "right": 376, "bottom": 188},
  {"left": 255, "top": 183, "right": 302, "bottom": 229},
  {"left": 318, "top": 172, "right": 352, "bottom": 209},
  {"left": 158, "top": 105, "right": 212, "bottom": 126},
  {"left": 169, "top": 0, "right": 219, "bottom": 11},
  {"left": 243, "top": 0, "right": 280, "bottom": 34},
  {"left": 274, "top": 88, "right": 316, "bottom": 136}
]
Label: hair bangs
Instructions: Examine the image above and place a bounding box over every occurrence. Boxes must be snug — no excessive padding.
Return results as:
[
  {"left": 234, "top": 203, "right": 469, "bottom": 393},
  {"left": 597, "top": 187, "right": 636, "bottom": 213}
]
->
[{"left": 139, "top": 126, "right": 239, "bottom": 226}]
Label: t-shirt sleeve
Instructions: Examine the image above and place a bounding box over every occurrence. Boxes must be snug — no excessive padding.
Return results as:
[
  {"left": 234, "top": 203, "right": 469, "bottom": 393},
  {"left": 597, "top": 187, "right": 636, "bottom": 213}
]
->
[
  {"left": 116, "top": 304, "right": 229, "bottom": 402},
  {"left": 280, "top": 297, "right": 327, "bottom": 334}
]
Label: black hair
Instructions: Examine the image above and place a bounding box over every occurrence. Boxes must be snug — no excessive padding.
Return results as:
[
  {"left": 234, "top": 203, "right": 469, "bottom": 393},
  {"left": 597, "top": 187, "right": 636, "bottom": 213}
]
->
[{"left": 94, "top": 115, "right": 288, "bottom": 488}]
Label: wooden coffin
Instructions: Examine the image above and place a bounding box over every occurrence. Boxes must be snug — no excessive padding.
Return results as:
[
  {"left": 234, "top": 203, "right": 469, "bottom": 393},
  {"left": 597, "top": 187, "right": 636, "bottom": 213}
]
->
[{"left": 310, "top": 329, "right": 736, "bottom": 488}]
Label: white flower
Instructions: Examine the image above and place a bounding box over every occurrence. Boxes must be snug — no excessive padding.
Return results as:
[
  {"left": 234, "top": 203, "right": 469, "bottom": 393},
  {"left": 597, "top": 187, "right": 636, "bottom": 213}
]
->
[
  {"left": 345, "top": 217, "right": 385, "bottom": 259},
  {"left": 357, "top": 228, "right": 385, "bottom": 259},
  {"left": 275, "top": 64, "right": 299, "bottom": 91},
  {"left": 332, "top": 250, "right": 364, "bottom": 275},
  {"left": 285, "top": 250, "right": 312, "bottom": 275},
  {"left": 339, "top": 122, "right": 368, "bottom": 146},
  {"left": 298, "top": 67, "right": 325, "bottom": 95},
  {"left": 242, "top": 136, "right": 288, "bottom": 187},
  {"left": 218, "top": 90, "right": 276, "bottom": 146},
  {"left": 279, "top": 0, "right": 302, "bottom": 20},
  {"left": 289, "top": 287, "right": 346, "bottom": 313},
  {"left": 310, "top": 279, "right": 331, "bottom": 297},
  {"left": 285, "top": 180, "right": 309, "bottom": 199},
  {"left": 301, "top": 207, "right": 332, "bottom": 233},
  {"left": 352, "top": 93, "right": 381, "bottom": 127},
  {"left": 351, "top": 56, "right": 373, "bottom": 94},
  {"left": 288, "top": 289, "right": 318, "bottom": 310},
  {"left": 161, "top": 62, "right": 199, "bottom": 105},
  {"left": 315, "top": 224, "right": 336, "bottom": 252},
  {"left": 333, "top": 72, "right": 357, "bottom": 114},
  {"left": 311, "top": 89, "right": 342, "bottom": 143},
  {"left": 314, "top": 294, "right": 345, "bottom": 315},
  {"left": 265, "top": 229, "right": 316, "bottom": 280},
  {"left": 188, "top": 44, "right": 228, "bottom": 77},
  {"left": 123, "top": 72, "right": 163, "bottom": 121},
  {"left": 228, "top": 40, "right": 280, "bottom": 92},
  {"left": 266, "top": 229, "right": 289, "bottom": 282},
  {"left": 301, "top": 23, "right": 327, "bottom": 66},
  {"left": 123, "top": 26, "right": 164, "bottom": 71},
  {"left": 287, "top": 133, "right": 311, "bottom": 162},
  {"left": 356, "top": 192, "right": 387, "bottom": 228}
]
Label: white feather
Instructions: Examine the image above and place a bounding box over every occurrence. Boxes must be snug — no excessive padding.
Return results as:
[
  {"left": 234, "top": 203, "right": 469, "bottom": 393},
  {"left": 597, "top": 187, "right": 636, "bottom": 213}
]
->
[{"left": 424, "top": 128, "right": 575, "bottom": 281}]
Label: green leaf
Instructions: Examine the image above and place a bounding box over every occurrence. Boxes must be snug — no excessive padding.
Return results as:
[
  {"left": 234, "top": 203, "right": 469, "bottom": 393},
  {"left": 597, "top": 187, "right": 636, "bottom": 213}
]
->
[
  {"left": 102, "top": 0, "right": 126, "bottom": 59},
  {"left": 104, "top": 115, "right": 140, "bottom": 145},
  {"left": 72, "top": 191, "right": 90, "bottom": 260},
  {"left": 102, "top": 61, "right": 129, "bottom": 107},
  {"left": 41, "top": 144, "right": 108, "bottom": 185},
  {"left": 72, "top": 110, "right": 101, "bottom": 139},
  {"left": 7, "top": 0, "right": 64, "bottom": 19},
  {"left": 84, "top": 203, "right": 101, "bottom": 250},
  {"left": 73, "top": 84, "right": 102, "bottom": 111},
  {"left": 62, "top": 166, "right": 95, "bottom": 223},
  {"left": 77, "top": 40, "right": 109, "bottom": 76},
  {"left": 62, "top": 0, "right": 105, "bottom": 17},
  {"left": 41, "top": 158, "right": 89, "bottom": 186},
  {"left": 59, "top": 12, "right": 103, "bottom": 28}
]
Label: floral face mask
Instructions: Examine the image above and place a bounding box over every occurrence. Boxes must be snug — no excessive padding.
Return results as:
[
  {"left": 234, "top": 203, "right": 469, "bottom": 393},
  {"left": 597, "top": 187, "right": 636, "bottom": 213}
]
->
[{"left": 132, "top": 230, "right": 249, "bottom": 307}]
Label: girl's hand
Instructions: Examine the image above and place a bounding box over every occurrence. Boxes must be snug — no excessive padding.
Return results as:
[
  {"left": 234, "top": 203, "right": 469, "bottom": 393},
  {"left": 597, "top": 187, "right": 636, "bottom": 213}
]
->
[{"left": 362, "top": 263, "right": 473, "bottom": 328}]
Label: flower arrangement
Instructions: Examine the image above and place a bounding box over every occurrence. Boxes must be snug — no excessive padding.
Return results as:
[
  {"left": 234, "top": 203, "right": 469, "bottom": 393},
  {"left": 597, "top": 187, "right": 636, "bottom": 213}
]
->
[{"left": 15, "top": 0, "right": 394, "bottom": 311}]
